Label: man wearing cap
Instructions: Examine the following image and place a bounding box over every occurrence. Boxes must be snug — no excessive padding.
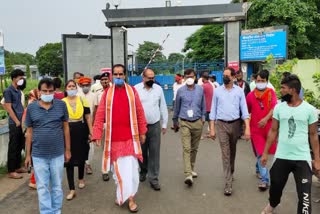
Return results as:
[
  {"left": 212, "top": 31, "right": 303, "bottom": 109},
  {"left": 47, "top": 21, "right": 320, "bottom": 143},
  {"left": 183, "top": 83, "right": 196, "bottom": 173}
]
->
[
  {"left": 93, "top": 71, "right": 111, "bottom": 181},
  {"left": 78, "top": 77, "right": 96, "bottom": 175},
  {"left": 173, "top": 74, "right": 184, "bottom": 108}
]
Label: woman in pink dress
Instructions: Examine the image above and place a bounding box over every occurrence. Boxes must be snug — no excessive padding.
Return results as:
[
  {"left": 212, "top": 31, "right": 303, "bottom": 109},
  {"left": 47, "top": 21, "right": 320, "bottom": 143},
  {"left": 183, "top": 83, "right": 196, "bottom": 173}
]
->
[{"left": 246, "top": 70, "right": 277, "bottom": 191}]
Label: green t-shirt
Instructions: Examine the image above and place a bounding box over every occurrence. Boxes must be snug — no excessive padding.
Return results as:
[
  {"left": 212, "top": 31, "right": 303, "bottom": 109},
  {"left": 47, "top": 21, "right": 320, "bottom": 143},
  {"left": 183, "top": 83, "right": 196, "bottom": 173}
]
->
[{"left": 273, "top": 101, "right": 318, "bottom": 161}]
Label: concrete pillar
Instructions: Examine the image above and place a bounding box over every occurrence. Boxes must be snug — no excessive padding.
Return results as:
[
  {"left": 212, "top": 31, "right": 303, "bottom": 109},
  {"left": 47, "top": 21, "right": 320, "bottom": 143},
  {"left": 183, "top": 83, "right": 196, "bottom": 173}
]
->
[
  {"left": 111, "top": 27, "right": 128, "bottom": 68},
  {"left": 224, "top": 21, "right": 242, "bottom": 76}
]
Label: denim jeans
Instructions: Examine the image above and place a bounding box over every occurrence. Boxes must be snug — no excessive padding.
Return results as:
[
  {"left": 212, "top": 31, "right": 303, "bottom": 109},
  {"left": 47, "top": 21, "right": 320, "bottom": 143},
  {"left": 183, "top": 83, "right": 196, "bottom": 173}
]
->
[
  {"left": 257, "top": 156, "right": 269, "bottom": 184},
  {"left": 33, "top": 154, "right": 64, "bottom": 214}
]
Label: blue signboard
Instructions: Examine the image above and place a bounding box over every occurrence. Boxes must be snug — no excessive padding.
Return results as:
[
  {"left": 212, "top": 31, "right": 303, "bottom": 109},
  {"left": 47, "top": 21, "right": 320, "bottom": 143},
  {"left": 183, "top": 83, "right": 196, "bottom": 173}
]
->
[
  {"left": 0, "top": 47, "right": 5, "bottom": 75},
  {"left": 240, "top": 31, "right": 287, "bottom": 61}
]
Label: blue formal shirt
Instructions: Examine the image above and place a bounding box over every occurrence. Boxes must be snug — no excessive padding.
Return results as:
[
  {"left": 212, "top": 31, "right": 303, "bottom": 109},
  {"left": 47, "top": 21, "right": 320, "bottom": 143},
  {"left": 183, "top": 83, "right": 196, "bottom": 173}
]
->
[
  {"left": 25, "top": 99, "right": 69, "bottom": 158},
  {"left": 209, "top": 84, "right": 249, "bottom": 121},
  {"left": 173, "top": 85, "right": 206, "bottom": 123},
  {"left": 134, "top": 83, "right": 168, "bottom": 128}
]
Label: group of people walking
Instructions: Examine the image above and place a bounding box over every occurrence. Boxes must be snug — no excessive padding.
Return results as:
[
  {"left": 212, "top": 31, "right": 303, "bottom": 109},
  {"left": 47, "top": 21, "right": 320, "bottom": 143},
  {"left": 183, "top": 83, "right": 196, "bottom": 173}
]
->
[{"left": 3, "top": 64, "right": 320, "bottom": 214}]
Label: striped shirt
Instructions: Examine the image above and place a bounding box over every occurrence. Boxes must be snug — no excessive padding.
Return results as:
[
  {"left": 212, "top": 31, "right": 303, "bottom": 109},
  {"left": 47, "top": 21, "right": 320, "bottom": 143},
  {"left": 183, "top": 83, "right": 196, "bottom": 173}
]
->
[{"left": 25, "top": 99, "right": 69, "bottom": 158}]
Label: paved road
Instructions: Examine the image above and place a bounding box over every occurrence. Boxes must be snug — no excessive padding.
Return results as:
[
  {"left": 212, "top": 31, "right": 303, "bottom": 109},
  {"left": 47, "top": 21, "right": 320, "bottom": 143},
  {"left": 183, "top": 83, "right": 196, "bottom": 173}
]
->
[{"left": 1, "top": 125, "right": 320, "bottom": 214}]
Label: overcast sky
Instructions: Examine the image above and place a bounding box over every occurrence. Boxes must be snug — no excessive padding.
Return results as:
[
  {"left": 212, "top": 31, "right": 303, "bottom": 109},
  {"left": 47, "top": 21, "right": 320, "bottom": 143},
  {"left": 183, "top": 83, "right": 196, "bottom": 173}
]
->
[{"left": 0, "top": 0, "right": 230, "bottom": 56}]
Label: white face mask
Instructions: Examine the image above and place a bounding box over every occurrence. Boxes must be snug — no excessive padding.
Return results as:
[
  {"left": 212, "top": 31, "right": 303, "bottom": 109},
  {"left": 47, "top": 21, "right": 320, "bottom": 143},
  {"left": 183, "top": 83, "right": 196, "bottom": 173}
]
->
[
  {"left": 185, "top": 78, "right": 195, "bottom": 86},
  {"left": 17, "top": 79, "right": 24, "bottom": 86},
  {"left": 256, "top": 82, "right": 268, "bottom": 91}
]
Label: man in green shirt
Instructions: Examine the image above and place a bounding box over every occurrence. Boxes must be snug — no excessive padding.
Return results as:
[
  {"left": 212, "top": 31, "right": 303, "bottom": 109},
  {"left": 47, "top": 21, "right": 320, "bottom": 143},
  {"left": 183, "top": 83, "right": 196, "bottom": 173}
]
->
[{"left": 260, "top": 74, "right": 320, "bottom": 214}]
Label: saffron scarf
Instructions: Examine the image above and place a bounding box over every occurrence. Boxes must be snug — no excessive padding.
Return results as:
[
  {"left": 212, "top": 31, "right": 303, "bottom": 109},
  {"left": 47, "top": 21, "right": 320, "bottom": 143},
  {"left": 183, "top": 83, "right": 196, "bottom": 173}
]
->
[
  {"left": 102, "top": 84, "right": 142, "bottom": 173},
  {"left": 253, "top": 87, "right": 272, "bottom": 110}
]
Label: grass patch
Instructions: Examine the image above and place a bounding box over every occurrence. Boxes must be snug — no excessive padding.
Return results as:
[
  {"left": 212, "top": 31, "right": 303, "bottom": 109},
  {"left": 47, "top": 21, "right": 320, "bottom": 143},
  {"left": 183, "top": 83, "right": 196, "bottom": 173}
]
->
[{"left": 0, "top": 166, "right": 7, "bottom": 177}]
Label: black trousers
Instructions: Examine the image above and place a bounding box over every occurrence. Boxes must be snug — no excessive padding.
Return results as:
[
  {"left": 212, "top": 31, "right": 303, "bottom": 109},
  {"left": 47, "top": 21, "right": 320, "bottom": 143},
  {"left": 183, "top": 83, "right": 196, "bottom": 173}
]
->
[
  {"left": 269, "top": 158, "right": 312, "bottom": 214},
  {"left": 139, "top": 121, "right": 161, "bottom": 184},
  {"left": 7, "top": 124, "right": 25, "bottom": 172},
  {"left": 66, "top": 162, "right": 85, "bottom": 190}
]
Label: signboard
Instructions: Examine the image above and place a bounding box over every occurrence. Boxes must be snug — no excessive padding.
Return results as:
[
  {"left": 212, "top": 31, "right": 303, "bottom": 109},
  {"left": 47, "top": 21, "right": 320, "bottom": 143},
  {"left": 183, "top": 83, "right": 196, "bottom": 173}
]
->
[
  {"left": 0, "top": 31, "right": 5, "bottom": 75},
  {"left": 240, "top": 31, "right": 287, "bottom": 61},
  {"left": 62, "top": 34, "right": 112, "bottom": 81},
  {"left": 227, "top": 61, "right": 239, "bottom": 72}
]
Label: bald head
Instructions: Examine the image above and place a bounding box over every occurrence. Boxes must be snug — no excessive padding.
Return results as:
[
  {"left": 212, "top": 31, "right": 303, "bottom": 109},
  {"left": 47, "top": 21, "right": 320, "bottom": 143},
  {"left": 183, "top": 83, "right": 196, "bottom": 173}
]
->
[{"left": 143, "top": 68, "right": 155, "bottom": 88}]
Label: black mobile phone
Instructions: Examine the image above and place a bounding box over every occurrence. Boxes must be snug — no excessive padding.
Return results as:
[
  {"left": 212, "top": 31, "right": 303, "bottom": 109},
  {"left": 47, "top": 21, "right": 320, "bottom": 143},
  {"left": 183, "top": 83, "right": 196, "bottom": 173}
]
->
[{"left": 28, "top": 165, "right": 32, "bottom": 174}]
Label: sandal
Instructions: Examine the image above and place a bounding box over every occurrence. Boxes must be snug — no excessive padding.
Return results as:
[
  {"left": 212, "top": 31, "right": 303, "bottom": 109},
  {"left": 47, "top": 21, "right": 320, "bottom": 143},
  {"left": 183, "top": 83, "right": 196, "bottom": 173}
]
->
[
  {"left": 128, "top": 200, "right": 139, "bottom": 213},
  {"left": 258, "top": 182, "right": 269, "bottom": 191}
]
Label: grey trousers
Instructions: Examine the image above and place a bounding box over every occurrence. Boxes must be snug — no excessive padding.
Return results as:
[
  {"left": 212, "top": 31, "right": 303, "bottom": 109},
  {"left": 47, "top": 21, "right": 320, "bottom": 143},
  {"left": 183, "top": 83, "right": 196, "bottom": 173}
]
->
[
  {"left": 139, "top": 121, "right": 161, "bottom": 185},
  {"left": 216, "top": 120, "right": 241, "bottom": 186}
]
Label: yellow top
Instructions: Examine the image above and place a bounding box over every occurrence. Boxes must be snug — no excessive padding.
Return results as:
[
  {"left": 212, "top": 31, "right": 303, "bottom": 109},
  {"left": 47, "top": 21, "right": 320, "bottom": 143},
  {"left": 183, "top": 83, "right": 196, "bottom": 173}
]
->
[{"left": 62, "top": 96, "right": 90, "bottom": 120}]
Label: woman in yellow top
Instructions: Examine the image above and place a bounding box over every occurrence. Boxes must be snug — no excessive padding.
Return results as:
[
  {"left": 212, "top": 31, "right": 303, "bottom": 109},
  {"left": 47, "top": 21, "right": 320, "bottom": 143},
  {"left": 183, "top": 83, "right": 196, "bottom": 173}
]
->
[{"left": 62, "top": 80, "right": 93, "bottom": 200}]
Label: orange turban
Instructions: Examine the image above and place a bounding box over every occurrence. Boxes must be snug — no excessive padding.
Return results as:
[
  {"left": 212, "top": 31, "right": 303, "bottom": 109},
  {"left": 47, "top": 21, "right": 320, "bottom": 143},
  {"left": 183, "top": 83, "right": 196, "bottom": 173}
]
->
[{"left": 78, "top": 77, "right": 92, "bottom": 84}]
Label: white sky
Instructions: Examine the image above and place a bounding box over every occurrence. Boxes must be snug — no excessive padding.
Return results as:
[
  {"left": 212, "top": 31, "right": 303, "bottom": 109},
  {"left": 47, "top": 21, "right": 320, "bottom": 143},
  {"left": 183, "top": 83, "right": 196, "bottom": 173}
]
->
[{"left": 0, "top": 0, "right": 230, "bottom": 56}]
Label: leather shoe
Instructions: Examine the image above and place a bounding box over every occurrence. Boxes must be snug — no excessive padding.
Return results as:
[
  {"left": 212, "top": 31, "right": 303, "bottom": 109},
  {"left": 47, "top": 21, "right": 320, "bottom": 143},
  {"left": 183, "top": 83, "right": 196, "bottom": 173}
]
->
[
  {"left": 150, "top": 183, "right": 161, "bottom": 191},
  {"left": 139, "top": 174, "right": 146, "bottom": 182}
]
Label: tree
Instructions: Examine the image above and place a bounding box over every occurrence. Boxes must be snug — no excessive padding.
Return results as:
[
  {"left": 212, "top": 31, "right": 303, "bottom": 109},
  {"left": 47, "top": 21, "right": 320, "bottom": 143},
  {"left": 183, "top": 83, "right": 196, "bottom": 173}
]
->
[
  {"left": 246, "top": 0, "right": 320, "bottom": 59},
  {"left": 182, "top": 24, "right": 224, "bottom": 62},
  {"left": 36, "top": 43, "right": 63, "bottom": 76},
  {"left": 168, "top": 53, "right": 184, "bottom": 63},
  {"left": 25, "top": 63, "right": 31, "bottom": 79},
  {"left": 136, "top": 41, "right": 166, "bottom": 64}
]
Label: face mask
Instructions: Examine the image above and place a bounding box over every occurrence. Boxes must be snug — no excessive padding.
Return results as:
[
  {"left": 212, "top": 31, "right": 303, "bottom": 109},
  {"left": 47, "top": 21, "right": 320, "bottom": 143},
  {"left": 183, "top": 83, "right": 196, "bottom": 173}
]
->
[
  {"left": 145, "top": 80, "right": 154, "bottom": 87},
  {"left": 256, "top": 82, "right": 268, "bottom": 91},
  {"left": 17, "top": 79, "right": 24, "bottom": 86},
  {"left": 281, "top": 93, "right": 292, "bottom": 103},
  {"left": 41, "top": 94, "right": 54, "bottom": 103},
  {"left": 185, "top": 78, "right": 195, "bottom": 86},
  {"left": 114, "top": 78, "right": 125, "bottom": 86},
  {"left": 67, "top": 89, "right": 78, "bottom": 97},
  {"left": 82, "top": 86, "right": 90, "bottom": 94},
  {"left": 223, "top": 76, "right": 231, "bottom": 85}
]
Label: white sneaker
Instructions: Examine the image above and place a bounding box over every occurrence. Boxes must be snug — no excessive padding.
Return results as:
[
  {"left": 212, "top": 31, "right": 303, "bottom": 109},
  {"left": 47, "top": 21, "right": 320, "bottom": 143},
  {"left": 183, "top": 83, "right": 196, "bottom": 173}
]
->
[
  {"left": 191, "top": 171, "right": 198, "bottom": 178},
  {"left": 261, "top": 204, "right": 275, "bottom": 214}
]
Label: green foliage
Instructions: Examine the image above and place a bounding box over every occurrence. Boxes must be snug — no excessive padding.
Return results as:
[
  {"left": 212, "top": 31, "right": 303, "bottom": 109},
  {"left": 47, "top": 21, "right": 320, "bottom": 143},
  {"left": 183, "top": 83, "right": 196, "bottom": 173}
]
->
[
  {"left": 265, "top": 54, "right": 298, "bottom": 97},
  {"left": 247, "top": 0, "right": 320, "bottom": 59},
  {"left": 168, "top": 53, "right": 184, "bottom": 63},
  {"left": 182, "top": 25, "right": 224, "bottom": 61},
  {"left": 25, "top": 63, "right": 31, "bottom": 79},
  {"left": 0, "top": 110, "right": 7, "bottom": 119},
  {"left": 36, "top": 43, "right": 63, "bottom": 76},
  {"left": 4, "top": 50, "right": 35, "bottom": 65},
  {"left": 136, "top": 41, "right": 166, "bottom": 64},
  {"left": 305, "top": 72, "right": 320, "bottom": 109}
]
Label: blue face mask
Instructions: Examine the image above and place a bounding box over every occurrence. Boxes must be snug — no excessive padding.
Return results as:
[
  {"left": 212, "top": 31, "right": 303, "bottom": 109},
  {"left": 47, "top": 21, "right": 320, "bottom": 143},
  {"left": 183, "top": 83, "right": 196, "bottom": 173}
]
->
[
  {"left": 114, "top": 78, "right": 125, "bottom": 86},
  {"left": 67, "top": 89, "right": 78, "bottom": 97},
  {"left": 41, "top": 94, "right": 54, "bottom": 103}
]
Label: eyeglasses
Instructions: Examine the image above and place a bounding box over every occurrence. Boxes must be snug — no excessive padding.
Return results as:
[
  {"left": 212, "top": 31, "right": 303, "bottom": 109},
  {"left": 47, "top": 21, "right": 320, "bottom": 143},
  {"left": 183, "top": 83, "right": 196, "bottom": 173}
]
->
[
  {"left": 113, "top": 73, "right": 124, "bottom": 77},
  {"left": 185, "top": 76, "right": 194, "bottom": 79}
]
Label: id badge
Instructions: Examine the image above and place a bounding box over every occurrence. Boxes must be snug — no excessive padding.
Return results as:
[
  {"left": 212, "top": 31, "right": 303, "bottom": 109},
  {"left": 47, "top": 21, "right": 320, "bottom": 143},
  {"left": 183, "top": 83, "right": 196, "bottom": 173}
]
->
[{"left": 187, "top": 109, "right": 194, "bottom": 118}]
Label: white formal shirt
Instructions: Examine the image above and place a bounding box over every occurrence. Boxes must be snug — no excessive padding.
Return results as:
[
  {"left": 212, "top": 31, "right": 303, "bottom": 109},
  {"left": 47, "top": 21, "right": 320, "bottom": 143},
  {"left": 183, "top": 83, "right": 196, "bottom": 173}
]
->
[
  {"left": 173, "top": 82, "right": 184, "bottom": 101},
  {"left": 82, "top": 91, "right": 96, "bottom": 117},
  {"left": 134, "top": 83, "right": 168, "bottom": 129}
]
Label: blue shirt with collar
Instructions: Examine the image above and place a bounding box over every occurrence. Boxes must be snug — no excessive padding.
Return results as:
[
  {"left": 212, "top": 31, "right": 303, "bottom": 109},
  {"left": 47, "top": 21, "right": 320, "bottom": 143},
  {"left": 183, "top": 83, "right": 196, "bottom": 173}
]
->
[
  {"left": 209, "top": 84, "right": 249, "bottom": 121},
  {"left": 25, "top": 99, "right": 69, "bottom": 159},
  {"left": 173, "top": 84, "right": 206, "bottom": 123},
  {"left": 3, "top": 85, "right": 24, "bottom": 125}
]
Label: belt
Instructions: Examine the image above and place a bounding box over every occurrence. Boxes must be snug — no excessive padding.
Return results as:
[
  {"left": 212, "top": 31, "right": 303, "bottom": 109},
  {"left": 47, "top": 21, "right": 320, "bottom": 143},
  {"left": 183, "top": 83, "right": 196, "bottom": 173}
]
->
[
  {"left": 180, "top": 118, "right": 199, "bottom": 123},
  {"left": 217, "top": 118, "right": 240, "bottom": 124}
]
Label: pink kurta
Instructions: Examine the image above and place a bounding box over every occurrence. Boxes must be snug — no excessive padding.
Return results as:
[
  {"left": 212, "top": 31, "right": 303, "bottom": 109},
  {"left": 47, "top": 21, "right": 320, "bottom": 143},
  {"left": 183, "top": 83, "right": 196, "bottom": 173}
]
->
[{"left": 246, "top": 88, "right": 277, "bottom": 155}]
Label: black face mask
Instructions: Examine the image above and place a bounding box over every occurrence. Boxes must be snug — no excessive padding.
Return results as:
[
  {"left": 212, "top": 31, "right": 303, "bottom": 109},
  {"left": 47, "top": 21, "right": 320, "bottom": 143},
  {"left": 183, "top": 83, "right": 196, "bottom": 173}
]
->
[
  {"left": 281, "top": 93, "right": 293, "bottom": 103},
  {"left": 223, "top": 76, "right": 231, "bottom": 85},
  {"left": 145, "top": 80, "right": 154, "bottom": 87}
]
